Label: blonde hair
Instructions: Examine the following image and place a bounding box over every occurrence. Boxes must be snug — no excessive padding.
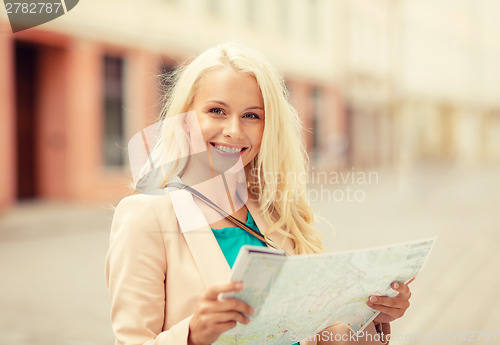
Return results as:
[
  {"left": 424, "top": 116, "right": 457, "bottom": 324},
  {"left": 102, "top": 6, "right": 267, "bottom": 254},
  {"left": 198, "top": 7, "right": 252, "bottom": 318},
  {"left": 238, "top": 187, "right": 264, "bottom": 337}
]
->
[{"left": 154, "top": 42, "right": 324, "bottom": 254}]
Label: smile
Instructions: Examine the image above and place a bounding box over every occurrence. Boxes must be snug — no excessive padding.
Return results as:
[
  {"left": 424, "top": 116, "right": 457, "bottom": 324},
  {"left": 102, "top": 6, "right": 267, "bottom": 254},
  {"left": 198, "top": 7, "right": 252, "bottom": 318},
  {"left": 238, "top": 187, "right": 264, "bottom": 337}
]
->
[{"left": 210, "top": 142, "right": 247, "bottom": 154}]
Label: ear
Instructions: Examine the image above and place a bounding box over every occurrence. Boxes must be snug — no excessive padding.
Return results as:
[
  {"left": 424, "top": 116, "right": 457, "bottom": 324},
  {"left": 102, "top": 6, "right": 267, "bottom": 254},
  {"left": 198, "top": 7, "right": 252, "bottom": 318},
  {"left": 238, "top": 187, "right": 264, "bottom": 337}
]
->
[
  {"left": 181, "top": 112, "right": 190, "bottom": 134},
  {"left": 183, "top": 110, "right": 207, "bottom": 154}
]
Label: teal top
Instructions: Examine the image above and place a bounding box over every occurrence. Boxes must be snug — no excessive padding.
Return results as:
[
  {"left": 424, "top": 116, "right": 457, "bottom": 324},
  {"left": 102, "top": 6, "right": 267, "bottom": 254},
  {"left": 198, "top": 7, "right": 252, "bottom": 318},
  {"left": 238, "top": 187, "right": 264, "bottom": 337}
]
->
[
  {"left": 211, "top": 212, "right": 300, "bottom": 345},
  {"left": 211, "top": 211, "right": 267, "bottom": 269}
]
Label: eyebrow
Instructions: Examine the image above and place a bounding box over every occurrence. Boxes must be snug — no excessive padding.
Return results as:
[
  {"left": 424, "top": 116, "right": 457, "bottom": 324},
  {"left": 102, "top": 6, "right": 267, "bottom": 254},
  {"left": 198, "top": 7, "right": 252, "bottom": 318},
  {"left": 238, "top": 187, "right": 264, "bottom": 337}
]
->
[{"left": 207, "top": 100, "right": 264, "bottom": 112}]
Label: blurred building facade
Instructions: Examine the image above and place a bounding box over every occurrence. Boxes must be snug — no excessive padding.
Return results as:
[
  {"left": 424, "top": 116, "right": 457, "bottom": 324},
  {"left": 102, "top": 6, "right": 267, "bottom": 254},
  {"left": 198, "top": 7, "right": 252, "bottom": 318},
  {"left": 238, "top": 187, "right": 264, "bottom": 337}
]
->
[
  {"left": 0, "top": 0, "right": 343, "bottom": 209},
  {"left": 337, "top": 0, "right": 500, "bottom": 168},
  {"left": 1, "top": 0, "right": 500, "bottom": 210}
]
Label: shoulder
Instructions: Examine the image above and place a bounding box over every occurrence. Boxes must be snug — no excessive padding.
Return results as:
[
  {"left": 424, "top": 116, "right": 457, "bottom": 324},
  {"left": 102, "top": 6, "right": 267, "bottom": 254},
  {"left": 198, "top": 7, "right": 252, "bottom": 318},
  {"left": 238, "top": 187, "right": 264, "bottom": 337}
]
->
[
  {"left": 116, "top": 192, "right": 173, "bottom": 213},
  {"left": 112, "top": 191, "right": 177, "bottom": 234}
]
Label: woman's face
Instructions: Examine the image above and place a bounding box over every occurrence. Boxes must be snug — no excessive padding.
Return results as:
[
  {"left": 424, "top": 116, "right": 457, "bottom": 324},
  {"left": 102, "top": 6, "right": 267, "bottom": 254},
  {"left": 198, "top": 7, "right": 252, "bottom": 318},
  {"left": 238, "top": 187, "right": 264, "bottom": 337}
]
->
[{"left": 187, "top": 67, "right": 265, "bottom": 169}]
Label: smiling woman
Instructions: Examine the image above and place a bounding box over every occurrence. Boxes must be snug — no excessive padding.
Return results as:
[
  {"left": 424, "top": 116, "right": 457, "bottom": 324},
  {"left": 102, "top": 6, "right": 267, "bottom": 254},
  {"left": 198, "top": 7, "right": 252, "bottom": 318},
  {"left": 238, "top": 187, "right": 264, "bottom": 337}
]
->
[
  {"left": 105, "top": 42, "right": 408, "bottom": 345},
  {"left": 148, "top": 42, "right": 325, "bottom": 254}
]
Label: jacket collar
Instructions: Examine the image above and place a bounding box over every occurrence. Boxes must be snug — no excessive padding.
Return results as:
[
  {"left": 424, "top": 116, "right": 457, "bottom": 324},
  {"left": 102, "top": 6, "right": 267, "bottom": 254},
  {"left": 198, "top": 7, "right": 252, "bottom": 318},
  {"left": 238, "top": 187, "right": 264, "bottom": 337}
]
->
[{"left": 166, "top": 176, "right": 295, "bottom": 289}]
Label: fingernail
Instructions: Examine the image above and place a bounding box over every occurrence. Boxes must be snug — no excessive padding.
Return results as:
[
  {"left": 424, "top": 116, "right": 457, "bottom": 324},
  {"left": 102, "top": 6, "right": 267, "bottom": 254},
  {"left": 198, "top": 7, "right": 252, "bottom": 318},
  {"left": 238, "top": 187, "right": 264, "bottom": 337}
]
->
[
  {"left": 249, "top": 308, "right": 255, "bottom": 315},
  {"left": 394, "top": 282, "right": 400, "bottom": 289},
  {"left": 370, "top": 296, "right": 377, "bottom": 302},
  {"left": 235, "top": 282, "right": 244, "bottom": 289}
]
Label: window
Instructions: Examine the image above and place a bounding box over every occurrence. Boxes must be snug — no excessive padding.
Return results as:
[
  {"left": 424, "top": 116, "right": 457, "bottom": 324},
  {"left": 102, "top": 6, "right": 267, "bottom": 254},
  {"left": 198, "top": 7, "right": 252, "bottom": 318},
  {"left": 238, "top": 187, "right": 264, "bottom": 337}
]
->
[
  {"left": 278, "top": 0, "right": 288, "bottom": 34},
  {"left": 245, "top": 0, "right": 257, "bottom": 26},
  {"left": 103, "top": 56, "right": 125, "bottom": 166},
  {"left": 311, "top": 86, "right": 321, "bottom": 156},
  {"left": 207, "top": 0, "right": 220, "bottom": 16},
  {"left": 308, "top": 0, "right": 319, "bottom": 42}
]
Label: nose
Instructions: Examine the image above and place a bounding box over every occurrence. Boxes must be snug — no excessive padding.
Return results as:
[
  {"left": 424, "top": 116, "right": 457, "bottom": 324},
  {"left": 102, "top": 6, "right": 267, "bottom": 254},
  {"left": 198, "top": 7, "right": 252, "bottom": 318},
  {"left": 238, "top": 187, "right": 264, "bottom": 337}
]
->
[{"left": 222, "top": 115, "right": 244, "bottom": 139}]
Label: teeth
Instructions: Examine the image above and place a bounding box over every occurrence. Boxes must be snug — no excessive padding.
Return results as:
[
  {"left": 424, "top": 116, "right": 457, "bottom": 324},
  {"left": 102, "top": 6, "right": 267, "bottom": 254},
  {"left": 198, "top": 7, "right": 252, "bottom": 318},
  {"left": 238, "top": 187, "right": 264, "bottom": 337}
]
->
[{"left": 214, "top": 144, "right": 243, "bottom": 153}]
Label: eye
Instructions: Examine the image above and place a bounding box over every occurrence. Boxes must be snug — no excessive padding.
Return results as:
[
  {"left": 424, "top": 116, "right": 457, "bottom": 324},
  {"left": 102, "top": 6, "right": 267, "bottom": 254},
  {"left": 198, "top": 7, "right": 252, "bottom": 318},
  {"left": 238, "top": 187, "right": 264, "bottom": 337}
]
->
[
  {"left": 243, "top": 113, "right": 261, "bottom": 119},
  {"left": 209, "top": 108, "right": 225, "bottom": 115}
]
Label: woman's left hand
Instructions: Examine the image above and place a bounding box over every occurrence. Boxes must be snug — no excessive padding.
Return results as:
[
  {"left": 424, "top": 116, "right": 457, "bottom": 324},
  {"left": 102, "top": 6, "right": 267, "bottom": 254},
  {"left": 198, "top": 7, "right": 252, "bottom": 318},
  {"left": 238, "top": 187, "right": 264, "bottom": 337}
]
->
[{"left": 366, "top": 279, "right": 413, "bottom": 324}]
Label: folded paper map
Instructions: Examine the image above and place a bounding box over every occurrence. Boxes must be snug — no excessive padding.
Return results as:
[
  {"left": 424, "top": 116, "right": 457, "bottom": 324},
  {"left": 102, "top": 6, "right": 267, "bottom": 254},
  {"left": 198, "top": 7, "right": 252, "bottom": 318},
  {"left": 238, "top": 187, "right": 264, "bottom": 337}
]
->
[{"left": 216, "top": 237, "right": 436, "bottom": 345}]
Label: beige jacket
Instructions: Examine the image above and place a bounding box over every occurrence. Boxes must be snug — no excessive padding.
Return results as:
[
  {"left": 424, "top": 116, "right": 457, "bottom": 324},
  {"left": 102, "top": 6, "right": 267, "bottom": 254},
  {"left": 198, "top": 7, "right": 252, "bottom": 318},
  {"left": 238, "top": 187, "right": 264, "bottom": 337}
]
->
[{"left": 105, "top": 187, "right": 389, "bottom": 345}]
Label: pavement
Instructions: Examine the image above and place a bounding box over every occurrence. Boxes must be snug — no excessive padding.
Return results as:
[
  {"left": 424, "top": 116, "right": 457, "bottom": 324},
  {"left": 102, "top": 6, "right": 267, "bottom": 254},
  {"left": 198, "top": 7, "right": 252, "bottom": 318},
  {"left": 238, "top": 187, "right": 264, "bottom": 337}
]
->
[{"left": 1, "top": 163, "right": 499, "bottom": 345}]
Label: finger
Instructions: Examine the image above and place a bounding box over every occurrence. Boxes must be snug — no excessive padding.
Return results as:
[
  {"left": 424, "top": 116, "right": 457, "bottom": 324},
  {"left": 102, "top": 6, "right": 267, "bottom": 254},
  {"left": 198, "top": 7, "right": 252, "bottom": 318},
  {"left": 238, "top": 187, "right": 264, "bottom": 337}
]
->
[
  {"left": 368, "top": 303, "right": 407, "bottom": 319},
  {"left": 191, "top": 320, "right": 240, "bottom": 343},
  {"left": 391, "top": 281, "right": 412, "bottom": 300},
  {"left": 213, "top": 320, "right": 239, "bottom": 334},
  {"left": 207, "top": 298, "right": 255, "bottom": 316},
  {"left": 367, "top": 295, "right": 409, "bottom": 309},
  {"left": 209, "top": 311, "right": 251, "bottom": 325},
  {"left": 204, "top": 281, "right": 244, "bottom": 300}
]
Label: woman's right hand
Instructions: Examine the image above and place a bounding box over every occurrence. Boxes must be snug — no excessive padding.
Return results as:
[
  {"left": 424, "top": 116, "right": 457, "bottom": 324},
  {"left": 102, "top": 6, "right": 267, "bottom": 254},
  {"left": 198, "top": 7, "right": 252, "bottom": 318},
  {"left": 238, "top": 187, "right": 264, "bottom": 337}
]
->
[{"left": 188, "top": 281, "right": 254, "bottom": 345}]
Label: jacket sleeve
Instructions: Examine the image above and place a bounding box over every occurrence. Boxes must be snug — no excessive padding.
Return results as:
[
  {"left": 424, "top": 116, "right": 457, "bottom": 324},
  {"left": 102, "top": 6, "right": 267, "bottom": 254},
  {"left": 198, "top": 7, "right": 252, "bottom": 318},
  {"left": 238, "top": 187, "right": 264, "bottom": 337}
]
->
[{"left": 105, "top": 195, "right": 192, "bottom": 345}]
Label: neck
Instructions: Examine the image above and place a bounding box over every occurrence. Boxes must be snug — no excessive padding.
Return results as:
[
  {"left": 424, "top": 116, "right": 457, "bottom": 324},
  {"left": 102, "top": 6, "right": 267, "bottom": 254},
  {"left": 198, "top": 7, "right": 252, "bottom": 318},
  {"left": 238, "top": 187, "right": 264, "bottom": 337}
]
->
[{"left": 180, "top": 155, "right": 247, "bottom": 222}]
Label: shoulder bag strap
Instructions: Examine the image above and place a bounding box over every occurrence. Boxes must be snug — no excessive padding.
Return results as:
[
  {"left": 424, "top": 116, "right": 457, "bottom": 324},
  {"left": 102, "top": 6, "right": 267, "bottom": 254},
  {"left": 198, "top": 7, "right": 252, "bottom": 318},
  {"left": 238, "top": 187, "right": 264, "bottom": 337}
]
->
[{"left": 166, "top": 182, "right": 284, "bottom": 252}]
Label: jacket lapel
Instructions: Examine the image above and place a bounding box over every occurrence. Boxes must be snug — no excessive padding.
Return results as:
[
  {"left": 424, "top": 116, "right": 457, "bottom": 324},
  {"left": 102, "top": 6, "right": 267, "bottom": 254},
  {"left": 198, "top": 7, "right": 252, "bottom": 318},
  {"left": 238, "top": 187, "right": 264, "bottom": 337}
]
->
[{"left": 166, "top": 183, "right": 230, "bottom": 289}]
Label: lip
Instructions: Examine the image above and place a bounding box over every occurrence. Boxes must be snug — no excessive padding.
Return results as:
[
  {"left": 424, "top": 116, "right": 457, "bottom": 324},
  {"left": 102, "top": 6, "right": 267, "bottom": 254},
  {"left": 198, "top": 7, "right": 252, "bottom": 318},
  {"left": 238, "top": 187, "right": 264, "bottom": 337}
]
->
[{"left": 210, "top": 142, "right": 247, "bottom": 150}]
